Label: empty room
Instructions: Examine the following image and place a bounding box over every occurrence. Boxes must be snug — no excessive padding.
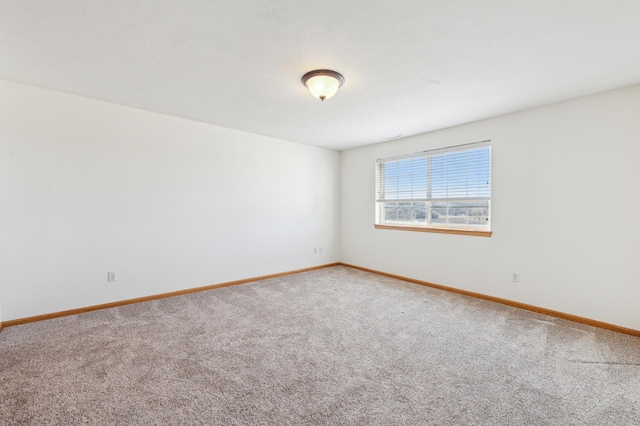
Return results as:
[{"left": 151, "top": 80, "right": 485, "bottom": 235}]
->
[{"left": 1, "top": 1, "right": 639, "bottom": 424}]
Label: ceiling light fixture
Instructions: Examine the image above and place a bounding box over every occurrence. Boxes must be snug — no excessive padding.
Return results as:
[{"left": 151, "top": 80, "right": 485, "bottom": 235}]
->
[{"left": 301, "top": 69, "right": 345, "bottom": 102}]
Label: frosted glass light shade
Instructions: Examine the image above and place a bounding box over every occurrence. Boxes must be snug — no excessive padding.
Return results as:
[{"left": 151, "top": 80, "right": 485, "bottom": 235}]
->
[{"left": 302, "top": 70, "right": 345, "bottom": 101}]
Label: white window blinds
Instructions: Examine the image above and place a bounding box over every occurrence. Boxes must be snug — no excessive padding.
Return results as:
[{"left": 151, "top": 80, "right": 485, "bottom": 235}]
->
[{"left": 376, "top": 141, "right": 491, "bottom": 229}]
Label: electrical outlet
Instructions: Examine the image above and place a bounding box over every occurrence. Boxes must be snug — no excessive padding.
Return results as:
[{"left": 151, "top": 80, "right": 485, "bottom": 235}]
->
[
  {"left": 107, "top": 271, "right": 118, "bottom": 282},
  {"left": 511, "top": 272, "right": 520, "bottom": 283},
  {"left": 313, "top": 248, "right": 317, "bottom": 255}
]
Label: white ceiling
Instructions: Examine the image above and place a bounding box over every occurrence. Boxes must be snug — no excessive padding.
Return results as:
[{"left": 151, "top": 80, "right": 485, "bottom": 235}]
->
[{"left": 1, "top": 1, "right": 640, "bottom": 151}]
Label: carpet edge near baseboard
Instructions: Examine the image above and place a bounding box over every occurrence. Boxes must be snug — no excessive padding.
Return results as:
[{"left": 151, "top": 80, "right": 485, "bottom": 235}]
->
[
  {"left": 4, "top": 262, "right": 638, "bottom": 339},
  {"left": 0, "top": 263, "right": 340, "bottom": 329},
  {"left": 338, "top": 262, "right": 640, "bottom": 338}
]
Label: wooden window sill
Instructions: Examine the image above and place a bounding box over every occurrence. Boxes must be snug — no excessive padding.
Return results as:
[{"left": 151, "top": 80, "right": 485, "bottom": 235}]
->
[{"left": 374, "top": 224, "right": 492, "bottom": 237}]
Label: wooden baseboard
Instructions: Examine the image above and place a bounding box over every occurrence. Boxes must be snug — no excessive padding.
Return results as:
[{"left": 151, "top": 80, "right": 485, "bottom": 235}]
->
[
  {"left": 4, "top": 262, "right": 638, "bottom": 339},
  {"left": 339, "top": 263, "right": 640, "bottom": 338},
  {"left": 1, "top": 263, "right": 339, "bottom": 329}
]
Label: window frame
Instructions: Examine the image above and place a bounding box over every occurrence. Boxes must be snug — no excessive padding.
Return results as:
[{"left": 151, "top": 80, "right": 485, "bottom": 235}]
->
[{"left": 375, "top": 141, "right": 492, "bottom": 237}]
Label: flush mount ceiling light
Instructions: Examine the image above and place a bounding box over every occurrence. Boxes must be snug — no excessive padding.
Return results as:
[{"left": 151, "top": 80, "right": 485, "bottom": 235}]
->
[{"left": 301, "top": 69, "right": 345, "bottom": 101}]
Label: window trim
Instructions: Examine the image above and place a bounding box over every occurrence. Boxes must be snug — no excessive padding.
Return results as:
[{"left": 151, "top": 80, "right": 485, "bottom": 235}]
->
[
  {"left": 374, "top": 224, "right": 492, "bottom": 237},
  {"left": 375, "top": 140, "right": 492, "bottom": 236}
]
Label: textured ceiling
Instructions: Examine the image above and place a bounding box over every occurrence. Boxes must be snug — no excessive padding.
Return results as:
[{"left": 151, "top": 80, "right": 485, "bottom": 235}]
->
[{"left": 1, "top": 1, "right": 640, "bottom": 151}]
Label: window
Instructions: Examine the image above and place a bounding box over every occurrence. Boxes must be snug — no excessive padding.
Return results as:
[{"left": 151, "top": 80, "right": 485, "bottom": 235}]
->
[{"left": 375, "top": 141, "right": 491, "bottom": 236}]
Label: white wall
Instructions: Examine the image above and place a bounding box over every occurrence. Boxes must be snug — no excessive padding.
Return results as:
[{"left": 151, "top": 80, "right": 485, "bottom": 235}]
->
[
  {"left": 341, "top": 84, "right": 640, "bottom": 330},
  {"left": 2, "top": 79, "right": 639, "bottom": 331},
  {"left": 0, "top": 80, "right": 340, "bottom": 322}
]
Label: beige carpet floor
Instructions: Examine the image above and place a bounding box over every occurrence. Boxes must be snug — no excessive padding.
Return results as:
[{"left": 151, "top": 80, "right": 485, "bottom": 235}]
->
[{"left": 1, "top": 265, "right": 639, "bottom": 425}]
